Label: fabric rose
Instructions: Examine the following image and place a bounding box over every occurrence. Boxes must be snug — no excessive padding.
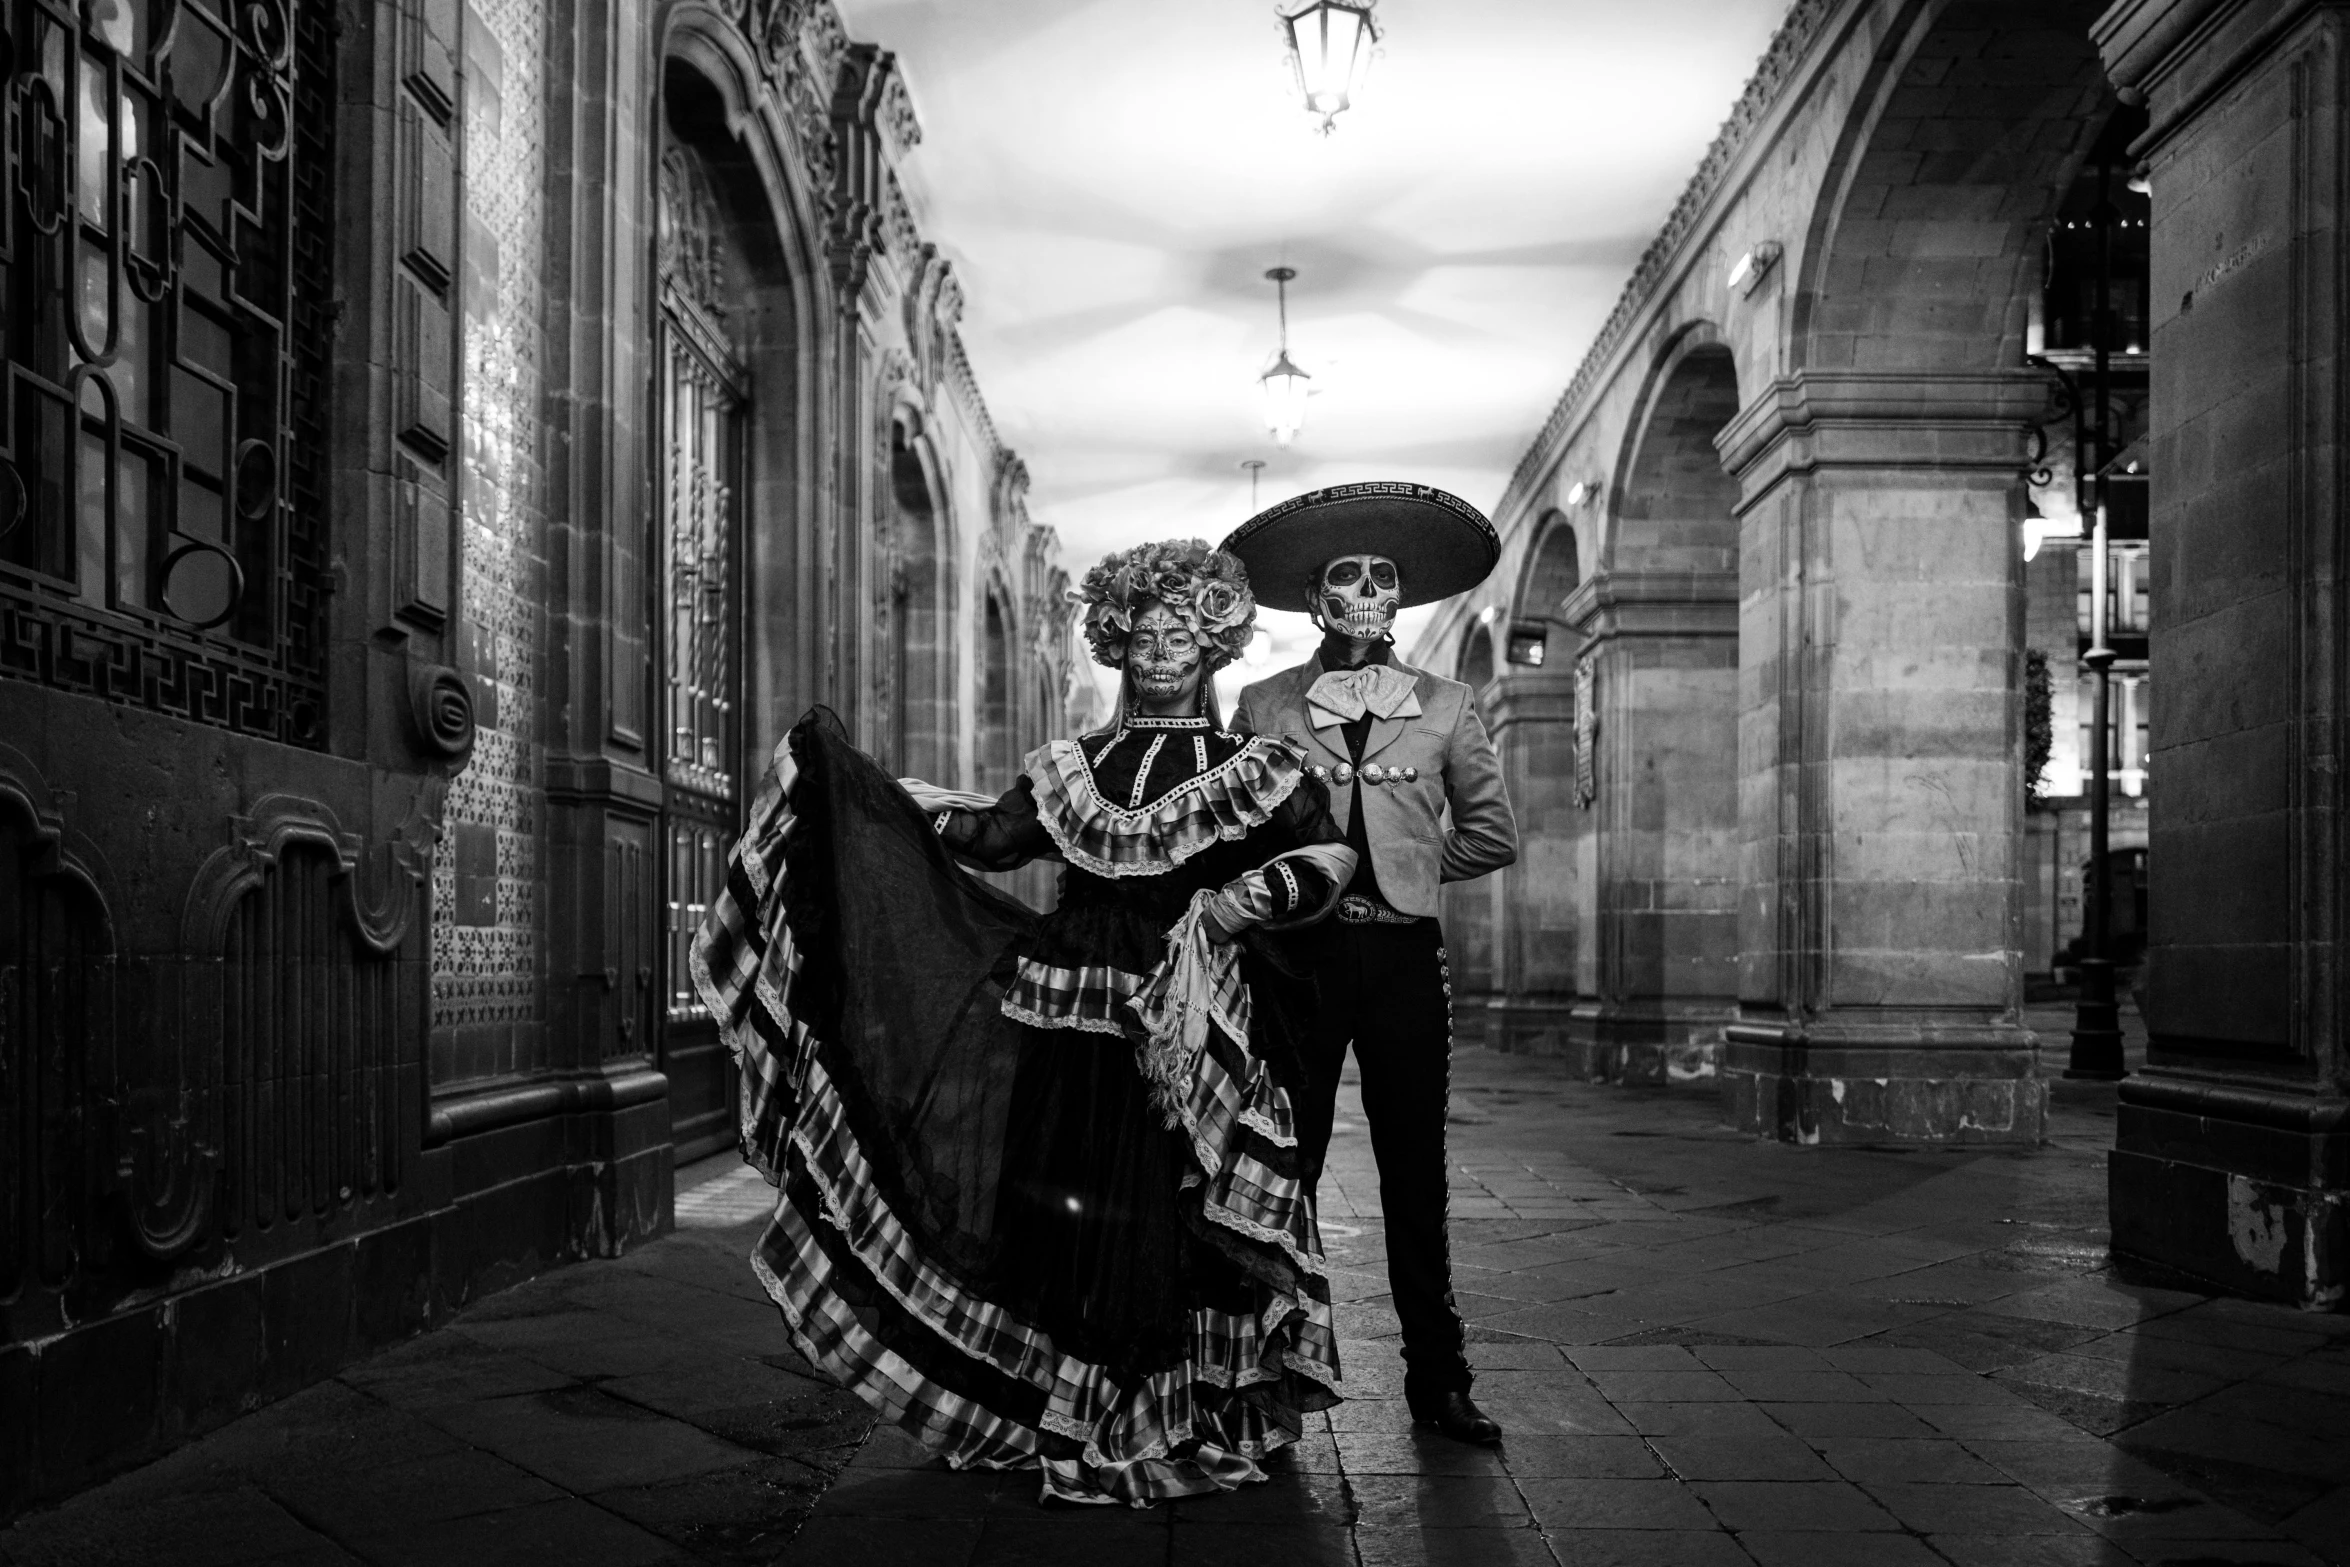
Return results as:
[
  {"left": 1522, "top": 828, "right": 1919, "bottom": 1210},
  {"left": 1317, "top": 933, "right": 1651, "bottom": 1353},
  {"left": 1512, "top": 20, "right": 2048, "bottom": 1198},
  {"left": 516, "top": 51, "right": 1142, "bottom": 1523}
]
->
[{"left": 1072, "top": 538, "right": 1259, "bottom": 672}]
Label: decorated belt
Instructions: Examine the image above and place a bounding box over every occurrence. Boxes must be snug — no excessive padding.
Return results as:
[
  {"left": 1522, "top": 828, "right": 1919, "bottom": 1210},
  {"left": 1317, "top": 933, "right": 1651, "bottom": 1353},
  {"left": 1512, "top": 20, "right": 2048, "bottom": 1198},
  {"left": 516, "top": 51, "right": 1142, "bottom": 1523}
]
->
[
  {"left": 1308, "top": 761, "right": 1418, "bottom": 787},
  {"left": 1335, "top": 894, "right": 1424, "bottom": 926}
]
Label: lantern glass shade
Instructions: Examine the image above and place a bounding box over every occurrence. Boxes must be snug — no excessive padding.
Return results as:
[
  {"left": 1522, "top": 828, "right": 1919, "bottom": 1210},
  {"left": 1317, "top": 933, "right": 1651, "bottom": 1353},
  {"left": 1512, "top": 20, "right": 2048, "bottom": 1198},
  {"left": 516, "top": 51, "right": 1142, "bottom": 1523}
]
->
[
  {"left": 1282, "top": 1, "right": 1377, "bottom": 128},
  {"left": 1260, "top": 351, "right": 1311, "bottom": 446},
  {"left": 1505, "top": 621, "right": 1548, "bottom": 667}
]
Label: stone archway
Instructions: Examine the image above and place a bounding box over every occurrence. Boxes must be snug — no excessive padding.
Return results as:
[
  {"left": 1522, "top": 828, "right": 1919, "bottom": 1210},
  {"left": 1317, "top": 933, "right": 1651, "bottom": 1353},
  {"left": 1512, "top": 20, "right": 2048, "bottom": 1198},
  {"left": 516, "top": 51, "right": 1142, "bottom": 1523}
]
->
[
  {"left": 1719, "top": 0, "right": 2113, "bottom": 1144},
  {"left": 648, "top": 50, "right": 813, "bottom": 1162},
  {"left": 1456, "top": 624, "right": 1496, "bottom": 689},
  {"left": 1517, "top": 511, "right": 1583, "bottom": 666},
  {"left": 1551, "top": 333, "right": 1742, "bottom": 1082},
  {"left": 979, "top": 588, "right": 1016, "bottom": 791}
]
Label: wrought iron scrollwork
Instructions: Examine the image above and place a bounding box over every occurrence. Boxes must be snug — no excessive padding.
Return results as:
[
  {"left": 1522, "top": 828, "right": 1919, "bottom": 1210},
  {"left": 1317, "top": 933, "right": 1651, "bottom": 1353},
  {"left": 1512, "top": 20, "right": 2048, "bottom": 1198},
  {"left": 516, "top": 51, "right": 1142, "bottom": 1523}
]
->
[
  {"left": 2025, "top": 353, "right": 2084, "bottom": 501},
  {"left": 0, "top": 0, "right": 334, "bottom": 748}
]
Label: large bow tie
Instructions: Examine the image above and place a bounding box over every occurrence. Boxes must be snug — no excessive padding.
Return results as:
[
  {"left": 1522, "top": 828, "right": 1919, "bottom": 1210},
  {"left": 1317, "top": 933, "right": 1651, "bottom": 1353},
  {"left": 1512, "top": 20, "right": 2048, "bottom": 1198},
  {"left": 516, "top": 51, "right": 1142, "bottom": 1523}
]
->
[{"left": 1306, "top": 664, "right": 1422, "bottom": 730}]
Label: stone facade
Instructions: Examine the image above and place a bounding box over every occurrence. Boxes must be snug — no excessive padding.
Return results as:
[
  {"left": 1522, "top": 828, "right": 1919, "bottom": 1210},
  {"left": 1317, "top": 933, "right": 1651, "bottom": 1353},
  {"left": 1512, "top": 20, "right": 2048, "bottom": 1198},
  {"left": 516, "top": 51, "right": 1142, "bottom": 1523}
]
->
[
  {"left": 0, "top": 0, "right": 1072, "bottom": 1511},
  {"left": 2096, "top": 0, "right": 2350, "bottom": 1310}
]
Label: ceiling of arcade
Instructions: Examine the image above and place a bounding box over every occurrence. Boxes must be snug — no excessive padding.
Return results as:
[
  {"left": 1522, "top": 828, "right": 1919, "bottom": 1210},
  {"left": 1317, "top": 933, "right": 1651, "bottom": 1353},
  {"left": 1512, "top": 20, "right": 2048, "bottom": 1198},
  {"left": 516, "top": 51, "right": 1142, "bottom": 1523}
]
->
[{"left": 832, "top": 0, "right": 1789, "bottom": 691}]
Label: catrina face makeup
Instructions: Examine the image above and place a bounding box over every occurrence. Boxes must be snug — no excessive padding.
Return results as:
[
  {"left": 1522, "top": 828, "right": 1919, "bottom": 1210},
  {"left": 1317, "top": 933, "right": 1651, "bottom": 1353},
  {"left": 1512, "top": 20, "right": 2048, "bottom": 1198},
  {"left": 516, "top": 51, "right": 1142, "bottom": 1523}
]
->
[
  {"left": 1315, "top": 553, "right": 1402, "bottom": 642},
  {"left": 1126, "top": 600, "right": 1204, "bottom": 710}
]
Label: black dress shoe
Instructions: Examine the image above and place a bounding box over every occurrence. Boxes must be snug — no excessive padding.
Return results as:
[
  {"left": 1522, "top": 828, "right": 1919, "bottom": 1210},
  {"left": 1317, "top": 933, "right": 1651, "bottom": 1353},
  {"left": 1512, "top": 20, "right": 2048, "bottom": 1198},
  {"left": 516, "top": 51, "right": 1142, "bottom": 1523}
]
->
[{"left": 1409, "top": 1388, "right": 1503, "bottom": 1445}]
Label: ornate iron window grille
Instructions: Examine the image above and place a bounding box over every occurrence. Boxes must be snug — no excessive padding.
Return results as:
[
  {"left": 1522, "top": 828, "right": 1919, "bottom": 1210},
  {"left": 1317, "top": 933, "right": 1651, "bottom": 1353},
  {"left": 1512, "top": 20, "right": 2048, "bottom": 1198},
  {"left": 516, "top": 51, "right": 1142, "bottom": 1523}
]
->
[
  {"left": 656, "top": 146, "right": 744, "bottom": 1026},
  {"left": 0, "top": 0, "right": 333, "bottom": 747}
]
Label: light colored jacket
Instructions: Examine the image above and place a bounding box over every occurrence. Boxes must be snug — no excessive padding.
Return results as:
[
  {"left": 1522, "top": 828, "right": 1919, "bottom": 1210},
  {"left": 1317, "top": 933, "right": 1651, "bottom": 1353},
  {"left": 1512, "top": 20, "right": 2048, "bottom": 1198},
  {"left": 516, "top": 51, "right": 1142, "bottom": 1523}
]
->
[{"left": 1231, "top": 655, "right": 1517, "bottom": 919}]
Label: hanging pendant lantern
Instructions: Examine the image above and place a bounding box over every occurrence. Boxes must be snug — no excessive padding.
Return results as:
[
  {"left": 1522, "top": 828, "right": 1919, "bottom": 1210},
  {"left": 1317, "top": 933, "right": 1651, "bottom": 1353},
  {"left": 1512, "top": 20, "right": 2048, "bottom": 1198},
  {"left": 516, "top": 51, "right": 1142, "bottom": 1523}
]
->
[
  {"left": 1280, "top": 0, "right": 1379, "bottom": 134},
  {"left": 1259, "top": 267, "right": 1312, "bottom": 446}
]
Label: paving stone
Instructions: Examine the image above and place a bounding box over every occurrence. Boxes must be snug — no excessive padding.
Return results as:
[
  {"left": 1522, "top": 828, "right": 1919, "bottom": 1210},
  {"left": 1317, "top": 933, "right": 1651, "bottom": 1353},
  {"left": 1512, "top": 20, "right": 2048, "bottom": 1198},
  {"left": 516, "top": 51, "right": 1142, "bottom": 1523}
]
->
[
  {"left": 1758, "top": 1401, "right": 1939, "bottom": 1439},
  {"left": 1564, "top": 1346, "right": 1702, "bottom": 1372},
  {"left": 1866, "top": 1481, "right": 2093, "bottom": 1535},
  {"left": 777, "top": 1515, "right": 984, "bottom": 1566},
  {"left": 968, "top": 1512, "right": 1169, "bottom": 1567},
  {"left": 1544, "top": 1531, "right": 1753, "bottom": 1566},
  {"left": 1492, "top": 1436, "right": 1666, "bottom": 1479},
  {"left": 1716, "top": 1368, "right": 1889, "bottom": 1403},
  {"left": 1738, "top": 1531, "right": 1945, "bottom": 1565},
  {"left": 0, "top": 1487, "right": 332, "bottom": 1567},
  {"left": 260, "top": 1449, "right": 565, "bottom": 1539},
  {"left": 1517, "top": 1477, "right": 1717, "bottom": 1531},
  {"left": 1692, "top": 1346, "right": 1831, "bottom": 1371},
  {"left": 1926, "top": 1537, "right": 2136, "bottom": 1567},
  {"left": 810, "top": 1462, "right": 1006, "bottom": 1519},
  {"left": 1351, "top": 1525, "right": 1559, "bottom": 1566},
  {"left": 1907, "top": 1402, "right": 2088, "bottom": 1441},
  {"left": 340, "top": 1496, "right": 680, "bottom": 1567},
  {"left": 1614, "top": 1401, "right": 1788, "bottom": 1437},
  {"left": 1334, "top": 1432, "right": 1511, "bottom": 1477},
  {"left": 588, "top": 1458, "right": 832, "bottom": 1562},
  {"left": 1686, "top": 1480, "right": 1905, "bottom": 1532},
  {"left": 1347, "top": 1474, "right": 1534, "bottom": 1529},
  {"left": 1653, "top": 1432, "right": 1842, "bottom": 1483},
  {"left": 425, "top": 1387, "right": 754, "bottom": 1494},
  {"left": 1469, "top": 1390, "right": 1639, "bottom": 1437},
  {"left": 1169, "top": 1519, "right": 1353, "bottom": 1567},
  {"left": 1813, "top": 1437, "right": 2008, "bottom": 1485},
  {"left": 1583, "top": 1370, "right": 1743, "bottom": 1403}
]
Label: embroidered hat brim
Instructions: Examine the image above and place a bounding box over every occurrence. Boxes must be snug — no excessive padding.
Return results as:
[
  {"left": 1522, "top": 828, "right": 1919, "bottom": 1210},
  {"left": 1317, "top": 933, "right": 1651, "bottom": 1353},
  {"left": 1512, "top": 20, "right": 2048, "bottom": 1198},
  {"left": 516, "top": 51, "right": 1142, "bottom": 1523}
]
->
[{"left": 1219, "top": 482, "right": 1501, "bottom": 613}]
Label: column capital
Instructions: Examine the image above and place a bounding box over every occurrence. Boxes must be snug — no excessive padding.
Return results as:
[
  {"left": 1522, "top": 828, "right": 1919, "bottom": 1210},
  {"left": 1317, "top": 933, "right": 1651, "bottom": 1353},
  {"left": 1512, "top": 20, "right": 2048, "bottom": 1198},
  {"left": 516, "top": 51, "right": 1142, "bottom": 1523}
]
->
[
  {"left": 2096, "top": 0, "right": 2340, "bottom": 142},
  {"left": 1561, "top": 568, "right": 1739, "bottom": 641},
  {"left": 1479, "top": 668, "right": 1577, "bottom": 732},
  {"left": 1716, "top": 369, "right": 2053, "bottom": 504}
]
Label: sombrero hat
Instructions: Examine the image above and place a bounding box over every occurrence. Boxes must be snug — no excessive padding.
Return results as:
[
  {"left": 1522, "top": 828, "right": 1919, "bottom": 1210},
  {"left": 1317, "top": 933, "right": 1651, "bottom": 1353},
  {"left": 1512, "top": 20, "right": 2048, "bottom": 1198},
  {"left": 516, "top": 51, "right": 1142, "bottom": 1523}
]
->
[{"left": 1220, "top": 482, "right": 1500, "bottom": 614}]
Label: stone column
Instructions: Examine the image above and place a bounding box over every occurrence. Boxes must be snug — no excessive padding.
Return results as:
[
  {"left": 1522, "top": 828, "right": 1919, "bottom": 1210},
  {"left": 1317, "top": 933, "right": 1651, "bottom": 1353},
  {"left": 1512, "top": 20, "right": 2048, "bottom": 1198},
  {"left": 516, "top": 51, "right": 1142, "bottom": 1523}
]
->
[
  {"left": 1718, "top": 371, "right": 2048, "bottom": 1144},
  {"left": 1478, "top": 668, "right": 1583, "bottom": 1056},
  {"left": 1551, "top": 571, "right": 1740, "bottom": 1083},
  {"left": 2096, "top": 0, "right": 2350, "bottom": 1307}
]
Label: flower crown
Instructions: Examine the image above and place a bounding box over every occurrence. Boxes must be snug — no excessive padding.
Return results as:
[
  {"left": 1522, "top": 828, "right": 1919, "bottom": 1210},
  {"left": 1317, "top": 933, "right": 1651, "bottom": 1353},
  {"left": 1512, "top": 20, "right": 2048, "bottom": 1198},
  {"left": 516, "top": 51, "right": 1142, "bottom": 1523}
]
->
[{"left": 1074, "top": 539, "right": 1257, "bottom": 671}]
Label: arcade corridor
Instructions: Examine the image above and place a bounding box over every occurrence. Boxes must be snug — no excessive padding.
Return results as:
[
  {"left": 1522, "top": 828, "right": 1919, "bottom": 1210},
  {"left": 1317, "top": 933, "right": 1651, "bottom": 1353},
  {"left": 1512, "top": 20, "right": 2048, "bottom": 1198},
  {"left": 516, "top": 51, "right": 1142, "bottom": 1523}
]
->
[{"left": 4, "top": 0, "right": 2349, "bottom": 1549}]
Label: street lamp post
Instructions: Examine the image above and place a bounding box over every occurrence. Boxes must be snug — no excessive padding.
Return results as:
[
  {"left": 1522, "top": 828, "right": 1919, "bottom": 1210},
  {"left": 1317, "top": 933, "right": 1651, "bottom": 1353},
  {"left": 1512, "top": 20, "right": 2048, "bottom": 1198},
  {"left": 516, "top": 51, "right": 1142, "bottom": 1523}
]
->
[{"left": 2067, "top": 145, "right": 2126, "bottom": 1082}]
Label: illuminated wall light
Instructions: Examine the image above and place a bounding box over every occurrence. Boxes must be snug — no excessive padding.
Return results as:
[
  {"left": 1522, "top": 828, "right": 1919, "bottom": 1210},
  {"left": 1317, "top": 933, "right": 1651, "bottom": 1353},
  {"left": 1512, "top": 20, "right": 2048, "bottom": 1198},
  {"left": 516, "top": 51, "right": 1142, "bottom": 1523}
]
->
[
  {"left": 1726, "top": 240, "right": 1783, "bottom": 299},
  {"left": 1505, "top": 619, "right": 1548, "bottom": 666},
  {"left": 1563, "top": 480, "right": 1591, "bottom": 507}
]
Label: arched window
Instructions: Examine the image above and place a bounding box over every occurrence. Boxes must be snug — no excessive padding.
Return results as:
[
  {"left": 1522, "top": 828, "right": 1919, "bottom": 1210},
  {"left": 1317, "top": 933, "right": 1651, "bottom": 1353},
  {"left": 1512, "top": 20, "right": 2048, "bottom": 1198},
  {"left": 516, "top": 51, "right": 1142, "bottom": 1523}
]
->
[
  {"left": 888, "top": 426, "right": 944, "bottom": 777},
  {"left": 981, "top": 591, "right": 1015, "bottom": 789},
  {"left": 1520, "top": 512, "right": 1584, "bottom": 665}
]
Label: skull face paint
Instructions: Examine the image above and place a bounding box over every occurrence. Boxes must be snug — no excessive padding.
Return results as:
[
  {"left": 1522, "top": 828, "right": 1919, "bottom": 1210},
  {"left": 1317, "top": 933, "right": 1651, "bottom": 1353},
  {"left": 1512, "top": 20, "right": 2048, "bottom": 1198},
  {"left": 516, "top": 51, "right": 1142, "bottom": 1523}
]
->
[
  {"left": 1126, "top": 600, "right": 1205, "bottom": 710},
  {"left": 1316, "top": 554, "right": 1402, "bottom": 643}
]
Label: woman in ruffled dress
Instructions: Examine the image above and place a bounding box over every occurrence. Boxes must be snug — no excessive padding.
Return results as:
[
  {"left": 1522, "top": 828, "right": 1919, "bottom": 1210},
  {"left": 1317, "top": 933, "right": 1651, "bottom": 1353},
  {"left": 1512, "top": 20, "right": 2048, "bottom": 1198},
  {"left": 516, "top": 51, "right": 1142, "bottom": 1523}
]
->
[{"left": 691, "top": 539, "right": 1356, "bottom": 1507}]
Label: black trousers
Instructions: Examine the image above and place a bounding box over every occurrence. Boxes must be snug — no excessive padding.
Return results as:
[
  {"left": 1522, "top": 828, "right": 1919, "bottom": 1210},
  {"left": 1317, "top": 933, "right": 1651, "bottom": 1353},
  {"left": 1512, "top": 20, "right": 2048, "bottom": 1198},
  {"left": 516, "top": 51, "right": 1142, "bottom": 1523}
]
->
[{"left": 1294, "top": 919, "right": 1469, "bottom": 1397}]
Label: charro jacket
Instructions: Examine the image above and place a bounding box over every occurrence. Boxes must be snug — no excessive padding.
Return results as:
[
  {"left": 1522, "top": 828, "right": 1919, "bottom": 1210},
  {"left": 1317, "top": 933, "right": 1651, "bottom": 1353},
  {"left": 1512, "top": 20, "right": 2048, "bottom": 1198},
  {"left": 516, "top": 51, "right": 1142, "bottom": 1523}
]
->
[{"left": 1231, "top": 654, "right": 1517, "bottom": 919}]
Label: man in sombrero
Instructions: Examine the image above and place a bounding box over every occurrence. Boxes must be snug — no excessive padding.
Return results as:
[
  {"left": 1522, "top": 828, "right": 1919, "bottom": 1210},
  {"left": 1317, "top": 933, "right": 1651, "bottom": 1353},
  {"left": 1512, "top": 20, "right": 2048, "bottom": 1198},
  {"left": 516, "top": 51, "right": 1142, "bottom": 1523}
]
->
[{"left": 1223, "top": 482, "right": 1518, "bottom": 1446}]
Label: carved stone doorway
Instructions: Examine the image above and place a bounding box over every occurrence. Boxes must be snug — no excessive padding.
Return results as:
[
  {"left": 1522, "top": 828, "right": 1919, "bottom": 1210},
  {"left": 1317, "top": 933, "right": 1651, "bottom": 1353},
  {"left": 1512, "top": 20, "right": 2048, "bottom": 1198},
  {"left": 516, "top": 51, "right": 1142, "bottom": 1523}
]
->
[{"left": 654, "top": 144, "right": 747, "bottom": 1162}]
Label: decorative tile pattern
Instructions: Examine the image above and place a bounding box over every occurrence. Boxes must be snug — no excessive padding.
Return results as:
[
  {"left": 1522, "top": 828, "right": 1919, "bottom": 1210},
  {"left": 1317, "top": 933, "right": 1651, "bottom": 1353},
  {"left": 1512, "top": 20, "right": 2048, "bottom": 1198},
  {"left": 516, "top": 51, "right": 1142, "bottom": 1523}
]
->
[{"left": 431, "top": 0, "right": 549, "bottom": 1071}]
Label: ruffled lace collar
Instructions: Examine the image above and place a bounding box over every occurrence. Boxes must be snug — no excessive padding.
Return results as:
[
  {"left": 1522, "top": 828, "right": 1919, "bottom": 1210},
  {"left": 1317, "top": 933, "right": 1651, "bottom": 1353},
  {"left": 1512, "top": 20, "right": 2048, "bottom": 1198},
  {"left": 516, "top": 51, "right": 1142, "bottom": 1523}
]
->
[{"left": 1025, "top": 734, "right": 1306, "bottom": 878}]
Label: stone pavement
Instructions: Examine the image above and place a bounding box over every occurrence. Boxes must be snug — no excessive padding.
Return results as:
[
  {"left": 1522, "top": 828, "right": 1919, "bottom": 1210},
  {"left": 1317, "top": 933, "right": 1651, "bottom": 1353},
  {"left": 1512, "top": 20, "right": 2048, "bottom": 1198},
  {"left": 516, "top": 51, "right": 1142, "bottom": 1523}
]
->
[{"left": 5, "top": 1016, "right": 2347, "bottom": 1566}]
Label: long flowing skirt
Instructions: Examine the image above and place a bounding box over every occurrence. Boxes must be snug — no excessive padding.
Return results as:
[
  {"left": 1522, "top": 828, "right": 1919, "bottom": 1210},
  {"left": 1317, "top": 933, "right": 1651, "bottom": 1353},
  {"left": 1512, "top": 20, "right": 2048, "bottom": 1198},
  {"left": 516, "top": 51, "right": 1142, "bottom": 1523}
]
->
[{"left": 691, "top": 709, "right": 1341, "bottom": 1506}]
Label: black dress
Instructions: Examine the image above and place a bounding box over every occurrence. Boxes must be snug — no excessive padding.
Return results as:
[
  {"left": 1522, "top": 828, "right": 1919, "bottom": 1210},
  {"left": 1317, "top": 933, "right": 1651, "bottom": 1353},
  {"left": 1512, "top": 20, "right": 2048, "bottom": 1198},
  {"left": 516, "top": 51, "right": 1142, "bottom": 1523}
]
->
[{"left": 691, "top": 707, "right": 1349, "bottom": 1505}]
